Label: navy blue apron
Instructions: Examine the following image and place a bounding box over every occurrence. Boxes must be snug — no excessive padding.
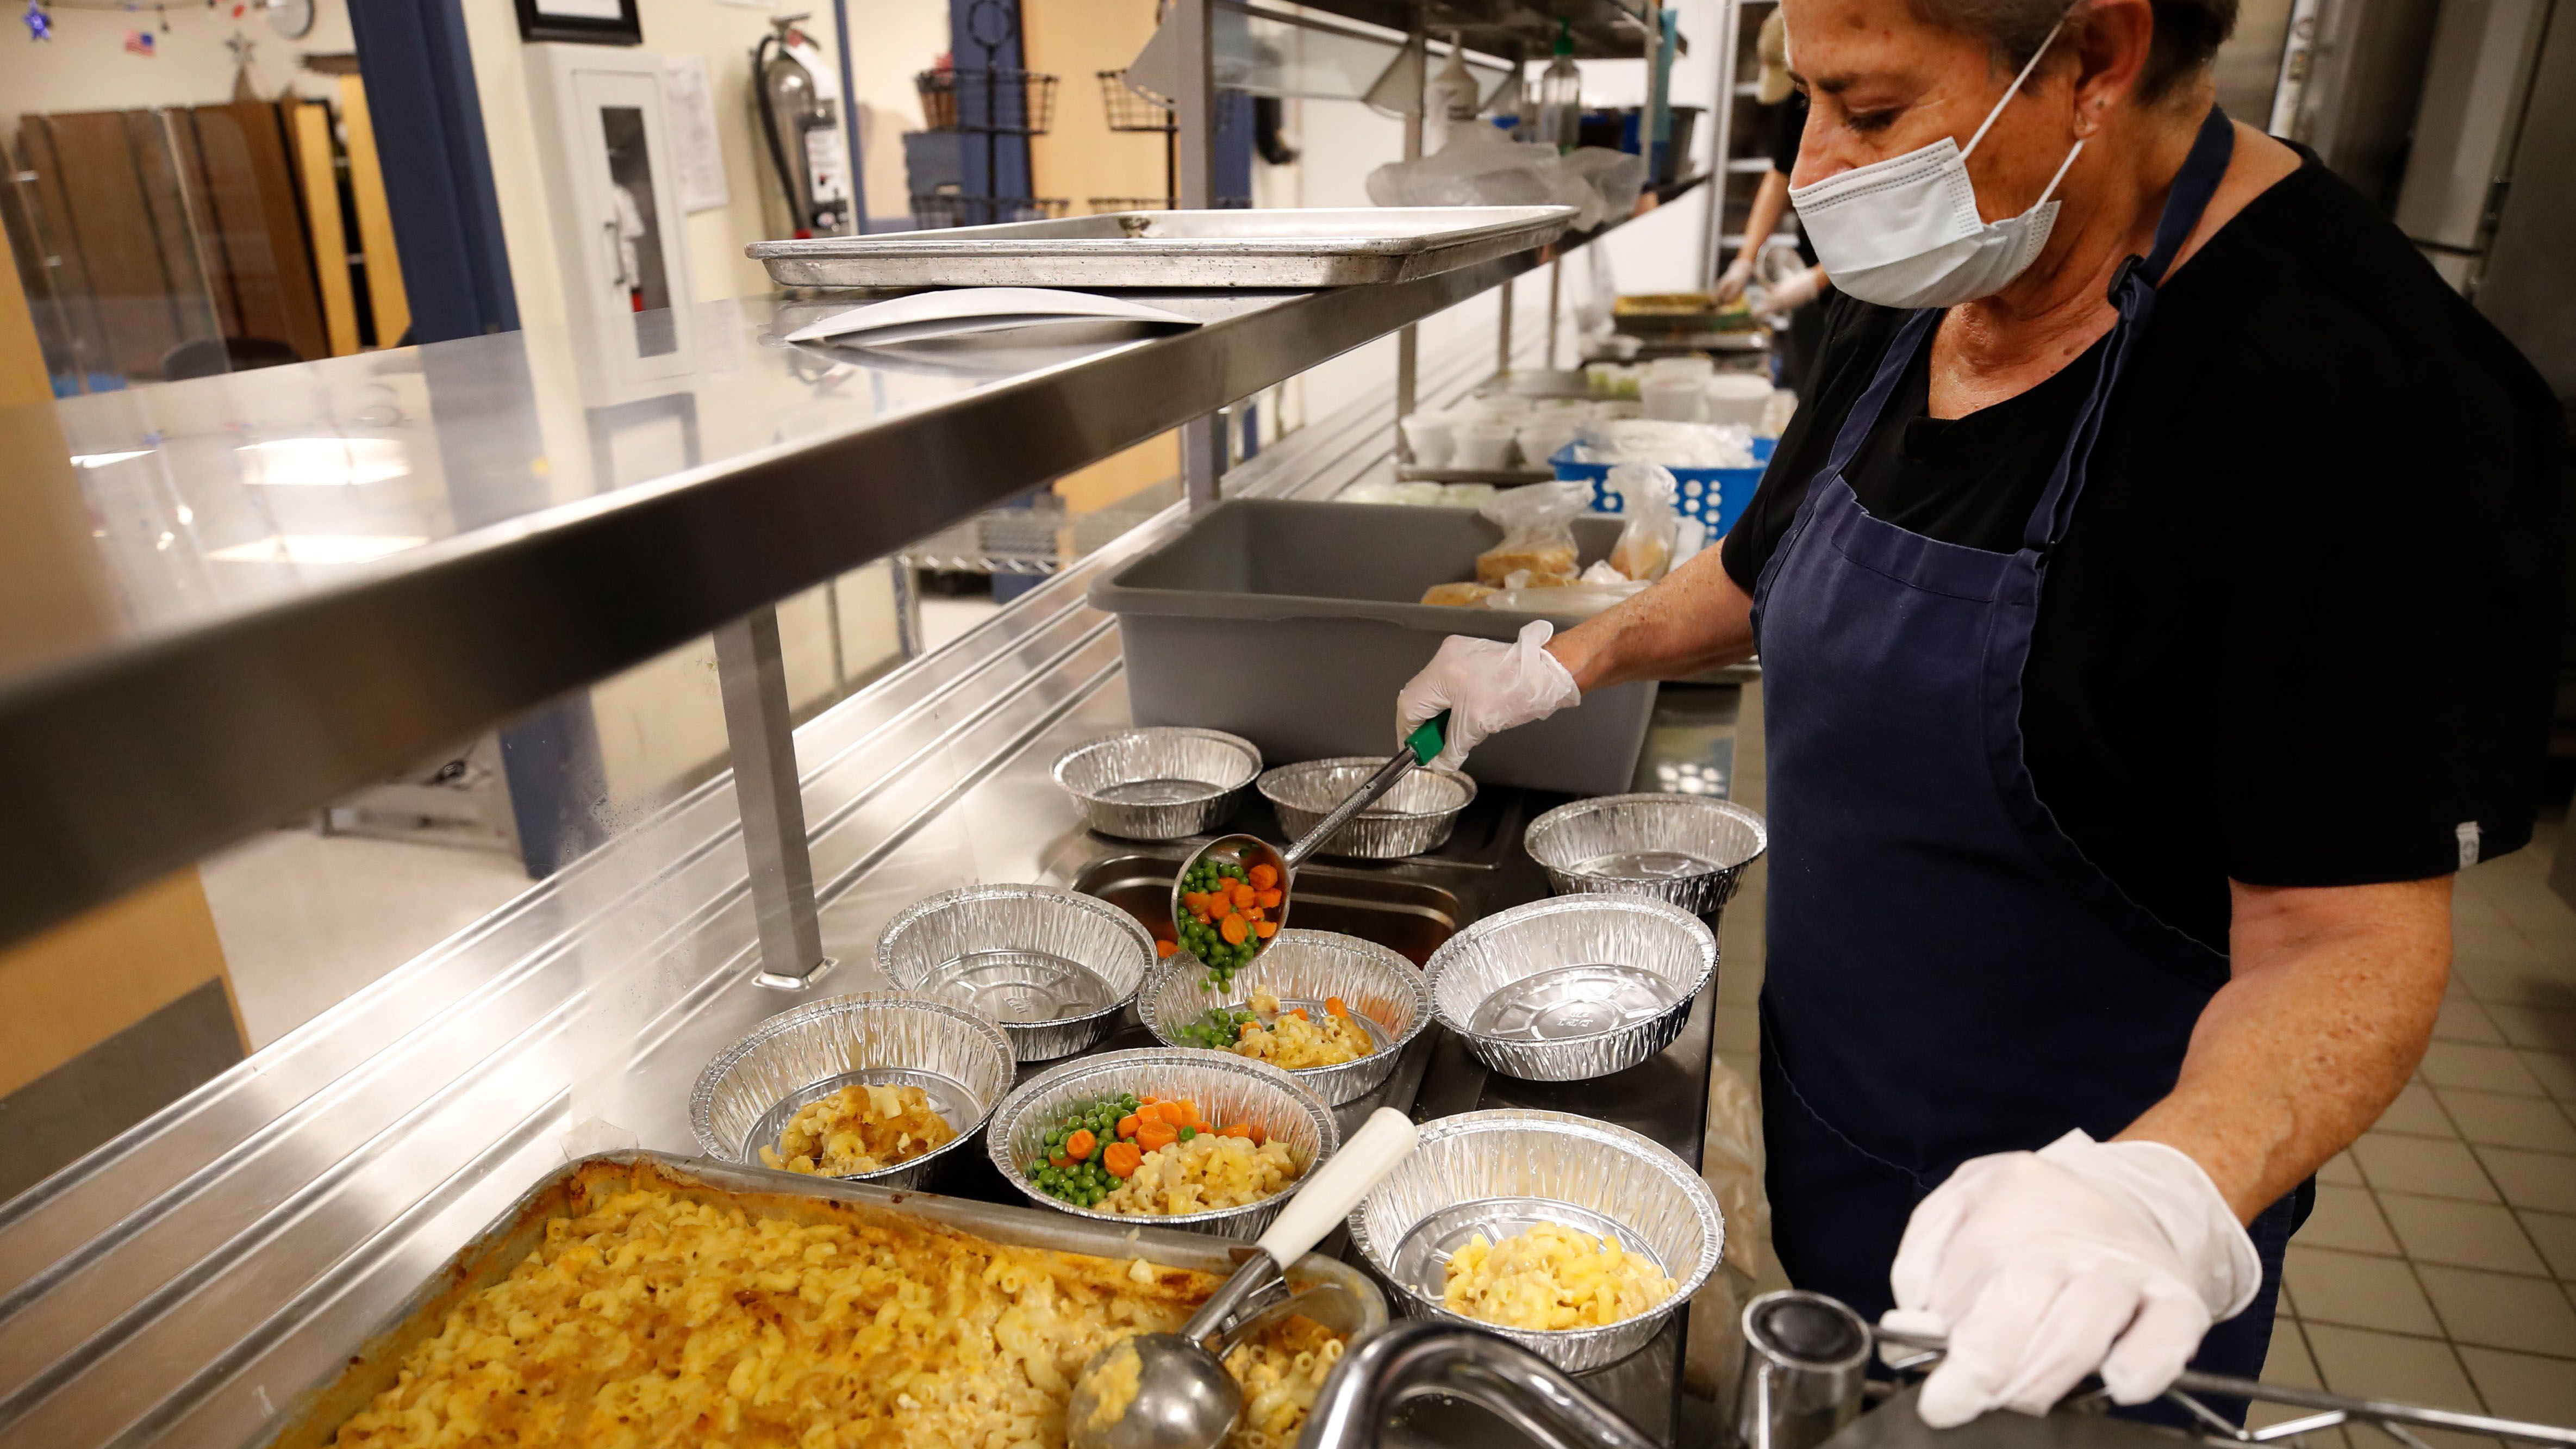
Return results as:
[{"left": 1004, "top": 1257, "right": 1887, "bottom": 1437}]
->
[{"left": 1748, "top": 108, "right": 2300, "bottom": 1400}]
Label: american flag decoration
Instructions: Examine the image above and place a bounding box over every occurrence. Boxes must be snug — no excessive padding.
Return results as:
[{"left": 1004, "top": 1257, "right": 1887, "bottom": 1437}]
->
[{"left": 123, "top": 25, "right": 152, "bottom": 51}]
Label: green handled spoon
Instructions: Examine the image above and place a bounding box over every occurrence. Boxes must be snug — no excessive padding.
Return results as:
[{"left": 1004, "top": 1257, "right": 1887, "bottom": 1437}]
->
[{"left": 1170, "top": 714, "right": 1448, "bottom": 981}]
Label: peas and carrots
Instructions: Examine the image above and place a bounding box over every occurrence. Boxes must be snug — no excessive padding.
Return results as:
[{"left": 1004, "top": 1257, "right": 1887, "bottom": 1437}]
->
[
  {"left": 1026, "top": 1092, "right": 1139, "bottom": 1208},
  {"left": 1176, "top": 856, "right": 1283, "bottom": 988}
]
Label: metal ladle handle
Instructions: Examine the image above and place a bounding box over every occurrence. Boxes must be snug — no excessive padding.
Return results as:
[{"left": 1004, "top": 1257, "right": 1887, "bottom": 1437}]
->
[
  {"left": 1280, "top": 714, "right": 1447, "bottom": 872},
  {"left": 1872, "top": 1320, "right": 2576, "bottom": 1447}
]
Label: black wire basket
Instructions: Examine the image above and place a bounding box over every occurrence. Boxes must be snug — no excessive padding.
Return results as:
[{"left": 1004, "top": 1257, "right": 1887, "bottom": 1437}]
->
[
  {"left": 1097, "top": 71, "right": 1177, "bottom": 133},
  {"left": 909, "top": 193, "right": 1071, "bottom": 228},
  {"left": 916, "top": 68, "right": 1059, "bottom": 135}
]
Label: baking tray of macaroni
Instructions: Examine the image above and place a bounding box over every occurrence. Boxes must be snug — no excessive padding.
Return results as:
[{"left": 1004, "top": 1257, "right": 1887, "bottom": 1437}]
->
[{"left": 254, "top": 1150, "right": 1385, "bottom": 1449}]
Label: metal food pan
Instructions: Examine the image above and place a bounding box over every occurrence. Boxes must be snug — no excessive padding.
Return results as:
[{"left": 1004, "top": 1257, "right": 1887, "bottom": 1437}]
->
[
  {"left": 747, "top": 206, "right": 1578, "bottom": 290},
  {"left": 252, "top": 1150, "right": 1384, "bottom": 1449}
]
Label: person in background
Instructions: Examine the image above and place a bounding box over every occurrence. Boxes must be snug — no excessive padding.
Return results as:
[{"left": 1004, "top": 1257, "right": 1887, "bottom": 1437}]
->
[{"left": 1713, "top": 10, "right": 1834, "bottom": 390}]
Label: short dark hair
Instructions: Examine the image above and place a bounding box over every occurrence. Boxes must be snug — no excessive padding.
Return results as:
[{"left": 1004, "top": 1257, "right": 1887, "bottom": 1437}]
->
[{"left": 1912, "top": 0, "right": 2237, "bottom": 103}]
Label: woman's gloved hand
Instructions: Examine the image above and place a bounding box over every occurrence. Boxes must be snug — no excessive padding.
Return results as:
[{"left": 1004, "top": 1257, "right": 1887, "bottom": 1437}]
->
[
  {"left": 1713, "top": 253, "right": 1757, "bottom": 306},
  {"left": 1755, "top": 264, "right": 1828, "bottom": 324},
  {"left": 1885, "top": 1129, "right": 2260, "bottom": 1429},
  {"left": 1394, "top": 620, "right": 1582, "bottom": 769}
]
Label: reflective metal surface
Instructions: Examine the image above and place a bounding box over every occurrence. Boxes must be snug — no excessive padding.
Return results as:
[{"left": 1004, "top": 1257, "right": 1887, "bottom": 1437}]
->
[
  {"left": 876, "top": 884, "right": 1156, "bottom": 1060},
  {"left": 1298, "top": 1319, "right": 1664, "bottom": 1449},
  {"left": 1523, "top": 794, "right": 1766, "bottom": 917},
  {"left": 688, "top": 993, "right": 1015, "bottom": 1188},
  {"left": 1425, "top": 895, "right": 1716, "bottom": 1080},
  {"left": 1055, "top": 728, "right": 1264, "bottom": 841},
  {"left": 0, "top": 281, "right": 1726, "bottom": 1449},
  {"left": 3, "top": 238, "right": 1585, "bottom": 947},
  {"left": 1346, "top": 1109, "right": 1724, "bottom": 1373},
  {"left": 985, "top": 1047, "right": 1338, "bottom": 1240},
  {"left": 749, "top": 206, "right": 1577, "bottom": 288},
  {"left": 1261, "top": 757, "right": 1476, "bottom": 860}
]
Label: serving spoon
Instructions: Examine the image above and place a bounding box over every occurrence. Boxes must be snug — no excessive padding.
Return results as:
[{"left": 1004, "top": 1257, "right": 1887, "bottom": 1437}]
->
[
  {"left": 1168, "top": 715, "right": 1448, "bottom": 977},
  {"left": 1065, "top": 1107, "right": 1420, "bottom": 1449}
]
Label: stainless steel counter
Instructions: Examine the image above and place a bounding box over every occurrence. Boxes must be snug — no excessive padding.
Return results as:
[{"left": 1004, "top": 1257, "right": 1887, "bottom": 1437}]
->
[
  {"left": 3, "top": 220, "right": 1633, "bottom": 947},
  {"left": 0, "top": 293, "right": 1756, "bottom": 1448}
]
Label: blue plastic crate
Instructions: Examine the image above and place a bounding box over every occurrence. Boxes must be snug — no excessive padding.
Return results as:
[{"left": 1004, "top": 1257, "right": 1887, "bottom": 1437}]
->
[{"left": 1550, "top": 437, "right": 1776, "bottom": 538}]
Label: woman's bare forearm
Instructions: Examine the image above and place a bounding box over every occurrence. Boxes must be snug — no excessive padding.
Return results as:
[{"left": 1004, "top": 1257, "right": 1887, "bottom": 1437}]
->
[
  {"left": 1735, "top": 171, "right": 1792, "bottom": 270},
  {"left": 2119, "top": 876, "right": 2452, "bottom": 1222},
  {"left": 1545, "top": 546, "right": 1759, "bottom": 692}
]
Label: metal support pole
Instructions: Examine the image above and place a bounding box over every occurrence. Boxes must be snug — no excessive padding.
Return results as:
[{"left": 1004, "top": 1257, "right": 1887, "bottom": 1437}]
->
[
  {"left": 1545, "top": 256, "right": 1563, "bottom": 369},
  {"left": 1175, "top": 0, "right": 1222, "bottom": 505},
  {"left": 1393, "top": 16, "right": 1427, "bottom": 438},
  {"left": 715, "top": 606, "right": 836, "bottom": 991},
  {"left": 1498, "top": 277, "right": 1515, "bottom": 376},
  {"left": 1701, "top": 0, "right": 1747, "bottom": 288}
]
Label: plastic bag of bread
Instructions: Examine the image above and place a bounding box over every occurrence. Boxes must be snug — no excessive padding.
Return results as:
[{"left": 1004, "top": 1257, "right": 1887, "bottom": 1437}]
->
[
  {"left": 1420, "top": 581, "right": 1498, "bottom": 607},
  {"left": 1475, "top": 481, "right": 1592, "bottom": 586},
  {"left": 1606, "top": 463, "right": 1679, "bottom": 582}
]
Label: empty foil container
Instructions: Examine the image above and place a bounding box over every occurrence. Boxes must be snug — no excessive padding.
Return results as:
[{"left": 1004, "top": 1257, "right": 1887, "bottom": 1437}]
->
[
  {"left": 690, "top": 993, "right": 1016, "bottom": 1191},
  {"left": 1425, "top": 894, "right": 1716, "bottom": 1080},
  {"left": 1346, "top": 1108, "right": 1724, "bottom": 1373},
  {"left": 1259, "top": 757, "right": 1476, "bottom": 859},
  {"left": 1139, "top": 929, "right": 1432, "bottom": 1105},
  {"left": 1523, "top": 794, "right": 1768, "bottom": 916},
  {"left": 875, "top": 884, "right": 1154, "bottom": 1060},
  {"left": 986, "top": 1047, "right": 1340, "bottom": 1239},
  {"left": 1052, "top": 727, "right": 1263, "bottom": 840}
]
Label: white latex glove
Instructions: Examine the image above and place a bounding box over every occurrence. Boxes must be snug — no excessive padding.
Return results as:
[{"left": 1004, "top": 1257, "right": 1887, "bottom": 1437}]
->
[
  {"left": 1887, "top": 1129, "right": 2261, "bottom": 1429},
  {"left": 1755, "top": 264, "right": 1826, "bottom": 324},
  {"left": 1713, "top": 254, "right": 1756, "bottom": 306},
  {"left": 1394, "top": 620, "right": 1582, "bottom": 770}
]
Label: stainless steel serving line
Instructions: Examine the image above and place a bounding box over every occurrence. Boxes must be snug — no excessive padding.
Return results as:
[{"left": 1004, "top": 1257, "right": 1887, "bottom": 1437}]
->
[
  {"left": 0, "top": 287, "right": 1744, "bottom": 1447},
  {"left": 3, "top": 198, "right": 1694, "bottom": 949}
]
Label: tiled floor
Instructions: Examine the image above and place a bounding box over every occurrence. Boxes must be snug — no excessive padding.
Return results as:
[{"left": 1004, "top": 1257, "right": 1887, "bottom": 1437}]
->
[{"left": 2256, "top": 811, "right": 2576, "bottom": 1442}]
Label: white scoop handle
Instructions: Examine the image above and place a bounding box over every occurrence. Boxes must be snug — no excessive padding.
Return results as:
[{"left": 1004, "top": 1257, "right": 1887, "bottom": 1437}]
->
[{"left": 1256, "top": 1108, "right": 1419, "bottom": 1267}]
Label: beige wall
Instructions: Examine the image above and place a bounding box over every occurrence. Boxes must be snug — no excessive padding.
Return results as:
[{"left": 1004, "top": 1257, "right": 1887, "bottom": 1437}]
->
[
  {"left": 0, "top": 0, "right": 354, "bottom": 123},
  {"left": 0, "top": 224, "right": 237, "bottom": 1085},
  {"left": 460, "top": 0, "right": 949, "bottom": 325}
]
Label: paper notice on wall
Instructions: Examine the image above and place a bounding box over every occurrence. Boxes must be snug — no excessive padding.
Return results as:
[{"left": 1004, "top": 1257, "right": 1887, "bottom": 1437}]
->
[{"left": 661, "top": 54, "right": 731, "bottom": 214}]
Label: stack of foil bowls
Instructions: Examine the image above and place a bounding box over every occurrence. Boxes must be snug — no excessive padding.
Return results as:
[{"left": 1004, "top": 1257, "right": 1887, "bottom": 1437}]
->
[
  {"left": 1052, "top": 727, "right": 1263, "bottom": 840},
  {"left": 1259, "top": 757, "right": 1476, "bottom": 859},
  {"left": 1425, "top": 894, "right": 1716, "bottom": 1080},
  {"left": 1138, "top": 929, "right": 1432, "bottom": 1105},
  {"left": 875, "top": 884, "right": 1153, "bottom": 1060},
  {"left": 986, "top": 1047, "right": 1339, "bottom": 1240},
  {"left": 1347, "top": 1108, "right": 1724, "bottom": 1372},
  {"left": 1523, "top": 794, "right": 1767, "bottom": 916},
  {"left": 690, "top": 993, "right": 1015, "bottom": 1191}
]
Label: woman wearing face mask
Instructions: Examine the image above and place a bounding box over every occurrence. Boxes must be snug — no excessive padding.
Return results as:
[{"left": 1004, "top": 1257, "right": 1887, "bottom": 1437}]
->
[{"left": 1396, "top": 0, "right": 2563, "bottom": 1426}]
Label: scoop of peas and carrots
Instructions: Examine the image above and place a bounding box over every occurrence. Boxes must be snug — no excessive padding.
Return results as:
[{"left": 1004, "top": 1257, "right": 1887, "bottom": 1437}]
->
[
  {"left": 1026, "top": 1091, "right": 1268, "bottom": 1208},
  {"left": 1168, "top": 859, "right": 1284, "bottom": 987}
]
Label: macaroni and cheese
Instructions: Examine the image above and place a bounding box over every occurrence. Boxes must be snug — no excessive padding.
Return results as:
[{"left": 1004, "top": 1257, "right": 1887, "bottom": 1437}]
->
[
  {"left": 330, "top": 1173, "right": 1343, "bottom": 1449},
  {"left": 1440, "top": 1221, "right": 1676, "bottom": 1331},
  {"left": 759, "top": 1081, "right": 955, "bottom": 1177}
]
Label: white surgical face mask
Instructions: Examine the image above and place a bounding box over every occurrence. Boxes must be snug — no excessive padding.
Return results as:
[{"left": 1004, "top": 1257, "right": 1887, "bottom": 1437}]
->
[{"left": 1787, "top": 18, "right": 2084, "bottom": 309}]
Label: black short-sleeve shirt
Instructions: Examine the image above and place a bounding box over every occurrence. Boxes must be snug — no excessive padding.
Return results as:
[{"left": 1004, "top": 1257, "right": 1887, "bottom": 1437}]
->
[{"left": 1720, "top": 153, "right": 2566, "bottom": 954}]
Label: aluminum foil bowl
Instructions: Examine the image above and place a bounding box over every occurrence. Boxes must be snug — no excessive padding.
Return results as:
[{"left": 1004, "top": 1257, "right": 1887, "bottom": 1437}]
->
[
  {"left": 1053, "top": 728, "right": 1263, "bottom": 841},
  {"left": 1138, "top": 929, "right": 1433, "bottom": 1105},
  {"left": 876, "top": 884, "right": 1155, "bottom": 1061},
  {"left": 1424, "top": 894, "right": 1716, "bottom": 1080},
  {"left": 1347, "top": 1109, "right": 1725, "bottom": 1373},
  {"left": 690, "top": 993, "right": 1016, "bottom": 1191},
  {"left": 1259, "top": 758, "right": 1476, "bottom": 859},
  {"left": 987, "top": 1047, "right": 1339, "bottom": 1240},
  {"left": 1524, "top": 794, "right": 1768, "bottom": 916}
]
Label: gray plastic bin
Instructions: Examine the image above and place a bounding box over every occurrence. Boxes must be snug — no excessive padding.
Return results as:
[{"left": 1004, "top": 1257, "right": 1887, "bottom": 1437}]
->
[{"left": 1088, "top": 500, "right": 1655, "bottom": 797}]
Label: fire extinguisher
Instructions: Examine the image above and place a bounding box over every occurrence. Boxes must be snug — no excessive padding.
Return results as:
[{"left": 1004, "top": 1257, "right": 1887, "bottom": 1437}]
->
[{"left": 753, "top": 14, "right": 853, "bottom": 238}]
